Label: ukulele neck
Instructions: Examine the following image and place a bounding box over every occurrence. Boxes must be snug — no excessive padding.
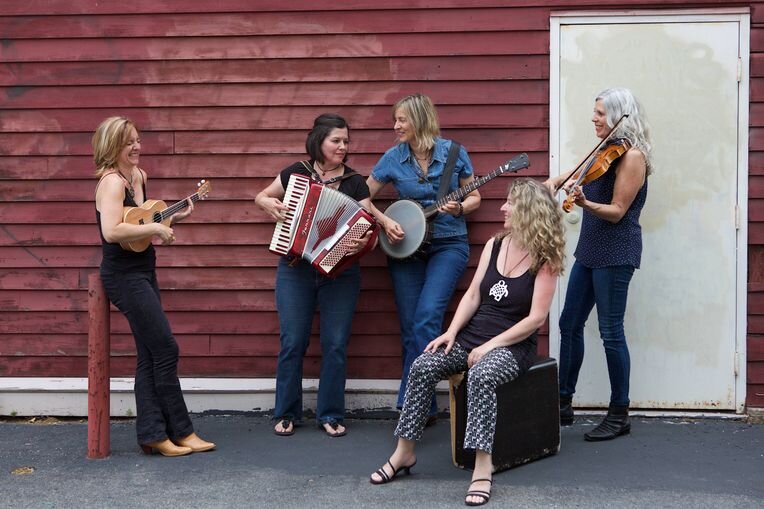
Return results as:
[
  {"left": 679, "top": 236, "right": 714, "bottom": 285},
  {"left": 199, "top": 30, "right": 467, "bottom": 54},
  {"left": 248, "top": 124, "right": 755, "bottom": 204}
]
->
[{"left": 157, "top": 193, "right": 200, "bottom": 222}]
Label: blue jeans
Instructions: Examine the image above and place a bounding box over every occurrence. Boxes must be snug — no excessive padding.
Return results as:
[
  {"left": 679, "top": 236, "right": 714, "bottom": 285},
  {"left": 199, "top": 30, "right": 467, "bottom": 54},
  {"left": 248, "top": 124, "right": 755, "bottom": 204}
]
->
[
  {"left": 388, "top": 235, "right": 469, "bottom": 412},
  {"left": 558, "top": 261, "right": 635, "bottom": 407},
  {"left": 274, "top": 258, "right": 360, "bottom": 425},
  {"left": 100, "top": 269, "right": 194, "bottom": 444}
]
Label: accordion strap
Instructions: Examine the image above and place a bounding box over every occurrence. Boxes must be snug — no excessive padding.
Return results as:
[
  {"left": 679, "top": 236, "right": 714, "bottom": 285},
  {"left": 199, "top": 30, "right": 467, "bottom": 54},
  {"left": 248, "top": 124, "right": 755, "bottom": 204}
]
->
[{"left": 300, "top": 160, "right": 356, "bottom": 186}]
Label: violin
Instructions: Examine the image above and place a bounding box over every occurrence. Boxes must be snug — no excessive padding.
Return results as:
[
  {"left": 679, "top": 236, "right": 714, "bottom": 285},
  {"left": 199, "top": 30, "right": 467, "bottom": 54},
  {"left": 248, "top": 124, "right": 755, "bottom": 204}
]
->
[
  {"left": 555, "top": 113, "right": 631, "bottom": 213},
  {"left": 561, "top": 139, "right": 631, "bottom": 212}
]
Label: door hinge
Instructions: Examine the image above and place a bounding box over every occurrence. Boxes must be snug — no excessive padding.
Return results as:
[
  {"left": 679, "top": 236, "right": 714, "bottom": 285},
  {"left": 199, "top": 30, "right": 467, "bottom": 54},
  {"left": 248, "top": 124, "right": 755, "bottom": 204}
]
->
[
  {"left": 737, "top": 57, "right": 742, "bottom": 82},
  {"left": 734, "top": 352, "right": 740, "bottom": 377},
  {"left": 734, "top": 204, "right": 740, "bottom": 229}
]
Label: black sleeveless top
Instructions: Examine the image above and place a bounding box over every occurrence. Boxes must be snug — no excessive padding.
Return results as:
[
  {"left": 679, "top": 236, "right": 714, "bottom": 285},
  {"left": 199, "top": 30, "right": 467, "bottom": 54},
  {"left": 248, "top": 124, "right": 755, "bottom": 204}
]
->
[
  {"left": 456, "top": 238, "right": 538, "bottom": 372},
  {"left": 96, "top": 178, "right": 156, "bottom": 273},
  {"left": 279, "top": 161, "right": 370, "bottom": 201}
]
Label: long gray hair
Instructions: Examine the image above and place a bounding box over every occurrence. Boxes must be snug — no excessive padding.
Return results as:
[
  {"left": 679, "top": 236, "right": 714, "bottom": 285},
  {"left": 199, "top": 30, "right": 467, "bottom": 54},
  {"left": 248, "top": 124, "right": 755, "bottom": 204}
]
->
[{"left": 597, "top": 88, "right": 653, "bottom": 175}]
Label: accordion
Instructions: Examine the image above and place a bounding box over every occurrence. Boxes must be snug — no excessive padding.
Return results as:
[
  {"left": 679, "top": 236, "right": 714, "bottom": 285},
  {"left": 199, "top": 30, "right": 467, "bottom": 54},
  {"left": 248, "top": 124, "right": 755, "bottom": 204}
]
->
[{"left": 269, "top": 173, "right": 379, "bottom": 277}]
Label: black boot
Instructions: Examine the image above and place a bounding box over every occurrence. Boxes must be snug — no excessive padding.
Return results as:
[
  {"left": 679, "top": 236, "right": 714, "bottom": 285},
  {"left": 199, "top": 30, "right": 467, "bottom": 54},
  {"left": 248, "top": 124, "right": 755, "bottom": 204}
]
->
[
  {"left": 584, "top": 404, "right": 630, "bottom": 441},
  {"left": 559, "top": 396, "right": 574, "bottom": 426}
]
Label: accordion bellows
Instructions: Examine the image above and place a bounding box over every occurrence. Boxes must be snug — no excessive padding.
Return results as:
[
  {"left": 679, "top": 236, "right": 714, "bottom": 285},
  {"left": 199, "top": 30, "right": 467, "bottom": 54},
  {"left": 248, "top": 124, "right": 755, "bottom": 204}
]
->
[{"left": 269, "top": 173, "right": 378, "bottom": 277}]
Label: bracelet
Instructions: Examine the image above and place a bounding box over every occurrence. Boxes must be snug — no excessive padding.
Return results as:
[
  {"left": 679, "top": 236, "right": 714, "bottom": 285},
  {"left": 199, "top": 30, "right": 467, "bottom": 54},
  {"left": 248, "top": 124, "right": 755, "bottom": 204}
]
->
[{"left": 456, "top": 202, "right": 464, "bottom": 217}]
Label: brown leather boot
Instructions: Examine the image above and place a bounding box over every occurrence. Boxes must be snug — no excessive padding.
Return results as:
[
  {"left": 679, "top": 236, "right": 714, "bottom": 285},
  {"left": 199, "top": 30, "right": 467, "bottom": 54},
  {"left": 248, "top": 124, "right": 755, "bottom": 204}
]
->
[
  {"left": 173, "top": 432, "right": 216, "bottom": 452},
  {"left": 140, "top": 438, "right": 193, "bottom": 457}
]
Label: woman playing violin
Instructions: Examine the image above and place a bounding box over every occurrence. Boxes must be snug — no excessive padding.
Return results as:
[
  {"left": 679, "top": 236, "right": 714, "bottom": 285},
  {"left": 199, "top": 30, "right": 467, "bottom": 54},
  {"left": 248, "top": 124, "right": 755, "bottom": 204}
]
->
[{"left": 545, "top": 87, "right": 653, "bottom": 441}]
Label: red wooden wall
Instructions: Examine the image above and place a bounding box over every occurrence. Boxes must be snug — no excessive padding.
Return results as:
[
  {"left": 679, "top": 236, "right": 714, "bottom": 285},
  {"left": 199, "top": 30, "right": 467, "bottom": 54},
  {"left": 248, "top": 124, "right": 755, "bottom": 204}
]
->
[{"left": 0, "top": 0, "right": 761, "bottom": 408}]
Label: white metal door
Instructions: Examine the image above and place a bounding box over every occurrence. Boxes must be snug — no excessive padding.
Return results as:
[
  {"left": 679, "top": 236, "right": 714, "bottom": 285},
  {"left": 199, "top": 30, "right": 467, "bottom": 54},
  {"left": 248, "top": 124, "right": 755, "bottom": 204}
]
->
[{"left": 549, "top": 11, "right": 749, "bottom": 410}]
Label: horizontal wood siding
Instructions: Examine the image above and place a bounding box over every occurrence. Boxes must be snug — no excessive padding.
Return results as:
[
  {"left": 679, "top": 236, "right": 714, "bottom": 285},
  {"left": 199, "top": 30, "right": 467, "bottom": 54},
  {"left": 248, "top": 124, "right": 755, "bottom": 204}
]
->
[
  {"left": 749, "top": 1, "right": 764, "bottom": 409},
  {"left": 0, "top": 0, "right": 761, "bottom": 408}
]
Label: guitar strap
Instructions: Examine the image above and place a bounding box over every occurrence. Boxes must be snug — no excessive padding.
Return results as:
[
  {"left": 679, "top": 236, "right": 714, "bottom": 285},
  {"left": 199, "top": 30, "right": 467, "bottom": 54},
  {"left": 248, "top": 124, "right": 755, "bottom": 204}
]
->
[{"left": 436, "top": 141, "right": 461, "bottom": 201}]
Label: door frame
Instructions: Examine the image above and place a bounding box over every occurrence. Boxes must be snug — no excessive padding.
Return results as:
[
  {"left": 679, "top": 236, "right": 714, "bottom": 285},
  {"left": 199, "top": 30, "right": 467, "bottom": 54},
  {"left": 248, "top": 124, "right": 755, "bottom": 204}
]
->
[{"left": 548, "top": 8, "right": 750, "bottom": 412}]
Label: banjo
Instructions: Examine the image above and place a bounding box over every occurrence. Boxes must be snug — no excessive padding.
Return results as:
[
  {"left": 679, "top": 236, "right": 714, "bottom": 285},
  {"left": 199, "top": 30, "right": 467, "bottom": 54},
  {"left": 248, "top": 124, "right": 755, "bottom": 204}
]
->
[{"left": 379, "top": 153, "right": 530, "bottom": 259}]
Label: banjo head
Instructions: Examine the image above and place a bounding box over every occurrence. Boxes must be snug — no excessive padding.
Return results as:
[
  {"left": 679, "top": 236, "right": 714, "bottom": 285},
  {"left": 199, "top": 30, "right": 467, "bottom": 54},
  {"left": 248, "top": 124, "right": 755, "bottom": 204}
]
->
[{"left": 379, "top": 199, "right": 429, "bottom": 259}]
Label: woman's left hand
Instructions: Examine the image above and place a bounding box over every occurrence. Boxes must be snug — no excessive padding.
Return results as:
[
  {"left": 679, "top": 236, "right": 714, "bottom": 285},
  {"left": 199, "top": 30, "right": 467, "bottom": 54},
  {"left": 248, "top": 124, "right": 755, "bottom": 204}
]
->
[
  {"left": 467, "top": 343, "right": 492, "bottom": 368},
  {"left": 346, "top": 230, "right": 372, "bottom": 256},
  {"left": 439, "top": 200, "right": 462, "bottom": 217},
  {"left": 567, "top": 185, "right": 587, "bottom": 206},
  {"left": 171, "top": 198, "right": 195, "bottom": 224}
]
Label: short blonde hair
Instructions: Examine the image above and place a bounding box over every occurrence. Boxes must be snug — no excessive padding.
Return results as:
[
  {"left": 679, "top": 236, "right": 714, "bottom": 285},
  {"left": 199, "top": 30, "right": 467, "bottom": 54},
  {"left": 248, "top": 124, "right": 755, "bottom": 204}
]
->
[
  {"left": 496, "top": 178, "right": 566, "bottom": 275},
  {"left": 92, "top": 117, "right": 137, "bottom": 177},
  {"left": 393, "top": 93, "right": 440, "bottom": 154}
]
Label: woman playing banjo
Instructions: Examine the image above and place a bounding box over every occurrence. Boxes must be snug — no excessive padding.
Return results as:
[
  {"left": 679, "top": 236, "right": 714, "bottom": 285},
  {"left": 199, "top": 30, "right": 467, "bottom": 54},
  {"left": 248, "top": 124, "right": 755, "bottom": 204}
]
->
[{"left": 366, "top": 93, "right": 481, "bottom": 422}]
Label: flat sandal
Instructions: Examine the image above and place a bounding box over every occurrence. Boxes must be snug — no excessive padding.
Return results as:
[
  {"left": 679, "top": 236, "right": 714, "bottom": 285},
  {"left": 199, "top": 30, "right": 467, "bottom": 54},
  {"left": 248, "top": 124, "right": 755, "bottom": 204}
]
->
[{"left": 273, "top": 418, "right": 294, "bottom": 436}]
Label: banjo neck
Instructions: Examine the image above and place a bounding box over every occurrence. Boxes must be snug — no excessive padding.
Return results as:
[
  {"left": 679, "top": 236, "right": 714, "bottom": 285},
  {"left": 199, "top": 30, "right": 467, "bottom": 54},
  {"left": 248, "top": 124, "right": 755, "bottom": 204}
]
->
[{"left": 422, "top": 153, "right": 529, "bottom": 218}]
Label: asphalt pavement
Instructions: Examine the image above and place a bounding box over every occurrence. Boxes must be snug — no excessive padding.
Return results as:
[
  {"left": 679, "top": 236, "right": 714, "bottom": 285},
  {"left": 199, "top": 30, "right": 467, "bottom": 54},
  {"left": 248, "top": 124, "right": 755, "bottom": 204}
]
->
[{"left": 2, "top": 413, "right": 762, "bottom": 508}]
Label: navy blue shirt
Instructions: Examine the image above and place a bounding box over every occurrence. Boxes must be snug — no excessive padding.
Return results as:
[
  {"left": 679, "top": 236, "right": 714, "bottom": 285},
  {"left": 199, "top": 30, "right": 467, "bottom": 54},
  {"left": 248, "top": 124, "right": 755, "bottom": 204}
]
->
[
  {"left": 371, "top": 137, "right": 473, "bottom": 239},
  {"left": 574, "top": 157, "right": 648, "bottom": 269}
]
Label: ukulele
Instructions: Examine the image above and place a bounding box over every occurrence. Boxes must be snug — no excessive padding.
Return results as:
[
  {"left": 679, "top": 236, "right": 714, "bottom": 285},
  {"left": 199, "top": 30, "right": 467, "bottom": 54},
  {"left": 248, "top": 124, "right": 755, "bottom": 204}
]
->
[{"left": 120, "top": 180, "right": 211, "bottom": 252}]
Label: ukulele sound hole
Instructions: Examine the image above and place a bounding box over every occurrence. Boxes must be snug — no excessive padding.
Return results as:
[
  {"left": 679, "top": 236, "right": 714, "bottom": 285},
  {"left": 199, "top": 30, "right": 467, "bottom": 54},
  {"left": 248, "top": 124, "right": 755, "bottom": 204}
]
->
[{"left": 152, "top": 212, "right": 162, "bottom": 223}]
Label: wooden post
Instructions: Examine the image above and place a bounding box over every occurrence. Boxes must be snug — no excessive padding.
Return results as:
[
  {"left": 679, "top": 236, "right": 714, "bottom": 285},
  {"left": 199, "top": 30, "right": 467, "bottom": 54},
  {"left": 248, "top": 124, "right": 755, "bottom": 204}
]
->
[{"left": 87, "top": 273, "right": 110, "bottom": 459}]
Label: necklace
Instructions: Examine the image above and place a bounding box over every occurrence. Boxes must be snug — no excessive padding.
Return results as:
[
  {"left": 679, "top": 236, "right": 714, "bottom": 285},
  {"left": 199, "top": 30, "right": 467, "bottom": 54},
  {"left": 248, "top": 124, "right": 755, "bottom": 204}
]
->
[
  {"left": 116, "top": 169, "right": 134, "bottom": 198},
  {"left": 316, "top": 161, "right": 342, "bottom": 176},
  {"left": 503, "top": 237, "right": 529, "bottom": 276},
  {"left": 413, "top": 149, "right": 432, "bottom": 162}
]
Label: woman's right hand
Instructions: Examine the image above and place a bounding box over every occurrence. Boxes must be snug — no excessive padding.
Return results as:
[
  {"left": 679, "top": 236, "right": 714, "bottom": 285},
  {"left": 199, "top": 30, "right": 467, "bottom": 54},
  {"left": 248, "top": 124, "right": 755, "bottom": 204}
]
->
[
  {"left": 154, "top": 224, "right": 175, "bottom": 245},
  {"left": 425, "top": 331, "right": 456, "bottom": 355},
  {"left": 258, "top": 196, "right": 290, "bottom": 222},
  {"left": 543, "top": 176, "right": 561, "bottom": 195},
  {"left": 381, "top": 216, "right": 405, "bottom": 244}
]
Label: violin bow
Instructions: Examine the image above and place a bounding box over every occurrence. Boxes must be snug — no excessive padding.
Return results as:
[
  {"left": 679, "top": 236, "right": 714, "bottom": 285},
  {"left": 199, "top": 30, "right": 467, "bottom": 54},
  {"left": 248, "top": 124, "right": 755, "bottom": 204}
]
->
[{"left": 555, "top": 113, "right": 629, "bottom": 193}]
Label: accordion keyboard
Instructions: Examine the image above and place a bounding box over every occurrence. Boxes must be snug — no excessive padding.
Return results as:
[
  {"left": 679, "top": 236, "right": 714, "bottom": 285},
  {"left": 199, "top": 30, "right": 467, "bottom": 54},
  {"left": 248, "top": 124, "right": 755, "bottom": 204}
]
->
[{"left": 269, "top": 173, "right": 310, "bottom": 256}]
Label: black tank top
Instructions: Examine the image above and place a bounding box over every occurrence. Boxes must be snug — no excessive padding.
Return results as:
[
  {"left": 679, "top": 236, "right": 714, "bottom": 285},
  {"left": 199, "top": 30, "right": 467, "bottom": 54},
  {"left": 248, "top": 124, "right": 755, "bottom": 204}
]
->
[
  {"left": 96, "top": 178, "right": 156, "bottom": 273},
  {"left": 456, "top": 238, "right": 537, "bottom": 371}
]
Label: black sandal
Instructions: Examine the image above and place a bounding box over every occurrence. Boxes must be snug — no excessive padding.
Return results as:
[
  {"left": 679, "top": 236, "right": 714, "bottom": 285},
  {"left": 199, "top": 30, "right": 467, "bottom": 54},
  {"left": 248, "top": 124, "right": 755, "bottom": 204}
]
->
[
  {"left": 319, "top": 421, "right": 346, "bottom": 437},
  {"left": 369, "top": 459, "right": 416, "bottom": 485},
  {"left": 274, "top": 418, "right": 294, "bottom": 436},
  {"left": 465, "top": 478, "right": 493, "bottom": 506}
]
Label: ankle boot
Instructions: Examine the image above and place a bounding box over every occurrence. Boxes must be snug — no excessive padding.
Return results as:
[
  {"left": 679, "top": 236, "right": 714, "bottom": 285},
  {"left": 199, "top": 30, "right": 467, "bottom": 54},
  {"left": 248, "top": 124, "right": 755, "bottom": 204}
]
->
[
  {"left": 560, "top": 396, "right": 574, "bottom": 426},
  {"left": 584, "top": 404, "right": 630, "bottom": 441},
  {"left": 140, "top": 438, "right": 193, "bottom": 457},
  {"left": 173, "top": 432, "right": 216, "bottom": 452}
]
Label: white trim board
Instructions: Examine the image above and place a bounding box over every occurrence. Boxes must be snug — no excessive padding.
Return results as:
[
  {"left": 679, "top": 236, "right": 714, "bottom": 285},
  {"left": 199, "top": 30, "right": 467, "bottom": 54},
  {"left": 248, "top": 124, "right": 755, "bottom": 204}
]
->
[{"left": 0, "top": 377, "right": 451, "bottom": 417}]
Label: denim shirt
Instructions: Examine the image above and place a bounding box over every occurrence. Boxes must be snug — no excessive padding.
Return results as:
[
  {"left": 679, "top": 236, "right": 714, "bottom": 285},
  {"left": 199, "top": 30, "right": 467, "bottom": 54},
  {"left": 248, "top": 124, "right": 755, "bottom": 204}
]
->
[{"left": 371, "top": 137, "right": 474, "bottom": 238}]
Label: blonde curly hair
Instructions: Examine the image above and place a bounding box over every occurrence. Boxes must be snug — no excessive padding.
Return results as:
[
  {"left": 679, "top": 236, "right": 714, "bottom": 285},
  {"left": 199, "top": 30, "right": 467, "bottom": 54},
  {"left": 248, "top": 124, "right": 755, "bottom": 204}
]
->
[{"left": 496, "top": 178, "right": 566, "bottom": 275}]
